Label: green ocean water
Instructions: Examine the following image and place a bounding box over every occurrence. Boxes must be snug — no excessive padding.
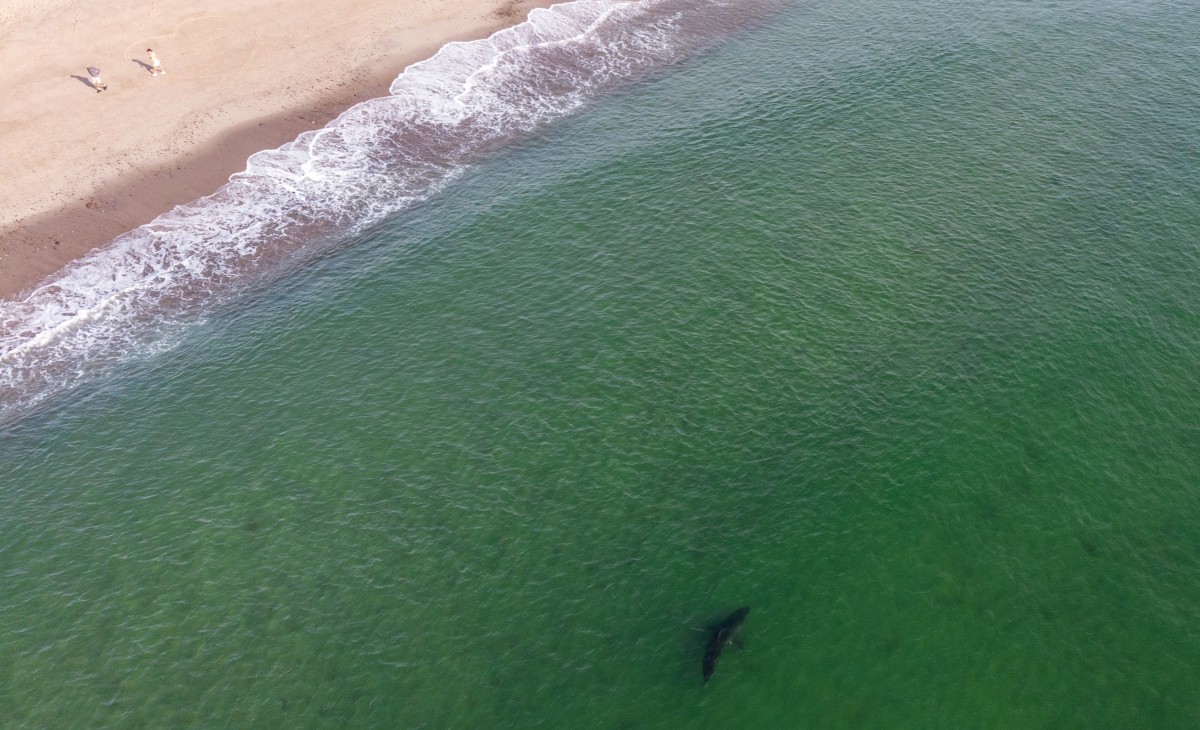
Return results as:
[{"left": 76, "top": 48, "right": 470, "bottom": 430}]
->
[{"left": 3, "top": 0, "right": 1200, "bottom": 726}]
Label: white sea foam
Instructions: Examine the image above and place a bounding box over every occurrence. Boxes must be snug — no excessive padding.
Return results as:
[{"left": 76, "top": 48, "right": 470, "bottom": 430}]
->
[{"left": 0, "top": 0, "right": 754, "bottom": 425}]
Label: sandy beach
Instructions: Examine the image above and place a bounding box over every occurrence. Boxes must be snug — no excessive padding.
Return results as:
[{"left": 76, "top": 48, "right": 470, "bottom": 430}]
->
[{"left": 0, "top": 0, "right": 556, "bottom": 301}]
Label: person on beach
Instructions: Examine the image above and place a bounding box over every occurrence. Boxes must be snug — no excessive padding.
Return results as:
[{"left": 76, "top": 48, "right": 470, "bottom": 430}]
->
[
  {"left": 86, "top": 65, "right": 108, "bottom": 92},
  {"left": 146, "top": 49, "right": 166, "bottom": 76}
]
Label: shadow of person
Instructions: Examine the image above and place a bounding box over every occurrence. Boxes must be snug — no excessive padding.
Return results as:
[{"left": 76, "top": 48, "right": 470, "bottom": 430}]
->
[
  {"left": 131, "top": 59, "right": 154, "bottom": 74},
  {"left": 70, "top": 74, "right": 99, "bottom": 89}
]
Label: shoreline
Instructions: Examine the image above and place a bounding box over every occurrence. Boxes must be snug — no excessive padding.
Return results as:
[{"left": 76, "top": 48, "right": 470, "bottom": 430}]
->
[{"left": 0, "top": 0, "right": 557, "bottom": 301}]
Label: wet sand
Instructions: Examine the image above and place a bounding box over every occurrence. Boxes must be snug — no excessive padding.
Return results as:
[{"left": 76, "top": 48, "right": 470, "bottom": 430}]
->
[{"left": 0, "top": 0, "right": 555, "bottom": 300}]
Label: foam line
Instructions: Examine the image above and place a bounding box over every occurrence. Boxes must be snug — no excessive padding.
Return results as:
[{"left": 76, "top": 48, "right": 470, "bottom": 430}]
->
[{"left": 0, "top": 0, "right": 749, "bottom": 424}]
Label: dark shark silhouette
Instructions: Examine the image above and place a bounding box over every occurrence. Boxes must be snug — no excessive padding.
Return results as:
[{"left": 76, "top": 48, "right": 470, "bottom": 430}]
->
[{"left": 702, "top": 606, "right": 749, "bottom": 683}]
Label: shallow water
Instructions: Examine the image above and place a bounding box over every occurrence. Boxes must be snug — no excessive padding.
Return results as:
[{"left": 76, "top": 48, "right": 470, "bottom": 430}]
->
[{"left": 3, "top": 0, "right": 1200, "bottom": 726}]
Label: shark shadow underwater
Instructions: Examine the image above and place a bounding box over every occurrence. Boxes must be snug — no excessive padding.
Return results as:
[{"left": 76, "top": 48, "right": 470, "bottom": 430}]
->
[{"left": 702, "top": 606, "right": 749, "bottom": 684}]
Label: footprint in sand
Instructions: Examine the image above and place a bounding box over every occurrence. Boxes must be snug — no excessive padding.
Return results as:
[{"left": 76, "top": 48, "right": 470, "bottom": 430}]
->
[{"left": 126, "top": 16, "right": 258, "bottom": 81}]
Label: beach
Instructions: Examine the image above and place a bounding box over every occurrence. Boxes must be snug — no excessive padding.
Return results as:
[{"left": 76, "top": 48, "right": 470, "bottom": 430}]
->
[
  {"left": 0, "top": 0, "right": 555, "bottom": 301},
  {"left": 4, "top": 0, "right": 1200, "bottom": 725}
]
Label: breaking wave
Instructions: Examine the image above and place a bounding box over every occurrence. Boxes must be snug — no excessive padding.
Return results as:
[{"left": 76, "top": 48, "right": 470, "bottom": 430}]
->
[{"left": 0, "top": 0, "right": 777, "bottom": 426}]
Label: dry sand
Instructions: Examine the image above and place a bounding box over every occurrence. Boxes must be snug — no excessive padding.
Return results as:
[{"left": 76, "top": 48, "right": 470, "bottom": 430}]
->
[{"left": 0, "top": 0, "right": 557, "bottom": 301}]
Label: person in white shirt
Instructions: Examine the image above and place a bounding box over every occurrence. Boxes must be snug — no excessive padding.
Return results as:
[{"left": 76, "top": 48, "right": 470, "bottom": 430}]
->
[{"left": 147, "top": 49, "right": 166, "bottom": 77}]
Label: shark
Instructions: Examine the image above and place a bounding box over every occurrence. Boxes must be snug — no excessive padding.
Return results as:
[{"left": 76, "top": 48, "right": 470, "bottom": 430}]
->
[{"left": 702, "top": 606, "right": 749, "bottom": 683}]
